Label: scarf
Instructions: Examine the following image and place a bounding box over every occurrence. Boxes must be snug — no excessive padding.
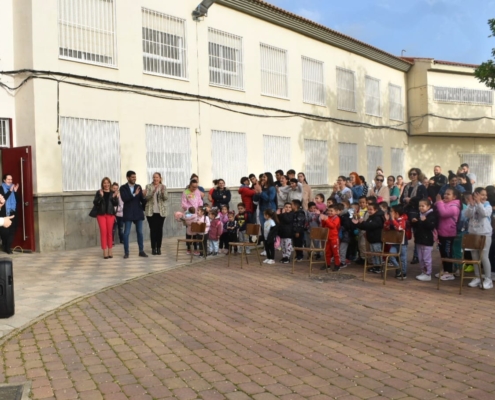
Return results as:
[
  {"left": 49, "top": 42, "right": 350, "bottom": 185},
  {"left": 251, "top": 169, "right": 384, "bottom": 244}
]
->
[
  {"left": 406, "top": 182, "right": 421, "bottom": 199},
  {"left": 2, "top": 183, "right": 16, "bottom": 215}
]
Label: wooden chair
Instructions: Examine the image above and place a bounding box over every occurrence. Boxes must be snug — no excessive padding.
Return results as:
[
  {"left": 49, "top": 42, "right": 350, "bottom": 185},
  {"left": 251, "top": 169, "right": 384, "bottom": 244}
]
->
[
  {"left": 228, "top": 224, "right": 262, "bottom": 268},
  {"left": 176, "top": 222, "right": 207, "bottom": 263},
  {"left": 363, "top": 230, "right": 405, "bottom": 285},
  {"left": 291, "top": 227, "right": 329, "bottom": 277},
  {"left": 437, "top": 234, "right": 486, "bottom": 294}
]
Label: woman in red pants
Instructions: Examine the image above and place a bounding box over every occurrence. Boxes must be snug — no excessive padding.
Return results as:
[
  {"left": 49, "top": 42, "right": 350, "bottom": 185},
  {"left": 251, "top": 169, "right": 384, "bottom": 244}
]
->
[{"left": 94, "top": 177, "right": 119, "bottom": 259}]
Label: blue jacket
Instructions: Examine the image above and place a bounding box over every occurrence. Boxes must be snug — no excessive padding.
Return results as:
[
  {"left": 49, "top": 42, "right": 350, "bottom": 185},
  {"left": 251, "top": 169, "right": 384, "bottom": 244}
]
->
[
  {"left": 258, "top": 186, "right": 277, "bottom": 212},
  {"left": 120, "top": 183, "right": 146, "bottom": 222}
]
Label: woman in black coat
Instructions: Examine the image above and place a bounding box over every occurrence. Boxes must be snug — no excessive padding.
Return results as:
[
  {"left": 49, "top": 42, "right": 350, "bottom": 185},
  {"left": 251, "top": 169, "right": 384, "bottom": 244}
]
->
[
  {"left": 0, "top": 174, "right": 19, "bottom": 254},
  {"left": 211, "top": 179, "right": 231, "bottom": 208}
]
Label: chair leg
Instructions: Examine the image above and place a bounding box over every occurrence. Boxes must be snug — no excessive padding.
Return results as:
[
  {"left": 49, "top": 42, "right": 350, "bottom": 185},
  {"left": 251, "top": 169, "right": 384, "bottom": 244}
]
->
[
  {"left": 477, "top": 262, "right": 484, "bottom": 290},
  {"left": 176, "top": 241, "right": 179, "bottom": 262},
  {"left": 383, "top": 256, "right": 388, "bottom": 285},
  {"left": 309, "top": 252, "right": 312, "bottom": 277},
  {"left": 363, "top": 257, "right": 367, "bottom": 281},
  {"left": 228, "top": 247, "right": 231, "bottom": 267},
  {"left": 255, "top": 246, "right": 261, "bottom": 266},
  {"left": 459, "top": 263, "right": 466, "bottom": 295}
]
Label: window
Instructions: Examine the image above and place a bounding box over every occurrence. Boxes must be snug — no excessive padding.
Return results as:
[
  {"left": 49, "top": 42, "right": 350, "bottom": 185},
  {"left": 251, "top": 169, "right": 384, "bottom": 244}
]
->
[
  {"left": 264, "top": 135, "right": 291, "bottom": 174},
  {"left": 0, "top": 119, "right": 10, "bottom": 147},
  {"left": 211, "top": 130, "right": 247, "bottom": 187},
  {"left": 389, "top": 84, "right": 403, "bottom": 121},
  {"left": 461, "top": 154, "right": 493, "bottom": 187},
  {"left": 434, "top": 87, "right": 493, "bottom": 105},
  {"left": 58, "top": 0, "right": 116, "bottom": 66},
  {"left": 391, "top": 148, "right": 405, "bottom": 179},
  {"left": 367, "top": 146, "right": 383, "bottom": 183},
  {"left": 61, "top": 117, "right": 120, "bottom": 191},
  {"left": 365, "top": 76, "right": 381, "bottom": 117},
  {"left": 302, "top": 56, "right": 325, "bottom": 106},
  {"left": 145, "top": 125, "right": 192, "bottom": 189},
  {"left": 305, "top": 139, "right": 328, "bottom": 185},
  {"left": 260, "top": 43, "right": 288, "bottom": 98},
  {"left": 208, "top": 28, "right": 243, "bottom": 90},
  {"left": 336, "top": 67, "right": 356, "bottom": 112},
  {"left": 339, "top": 143, "right": 358, "bottom": 177},
  {"left": 142, "top": 8, "right": 188, "bottom": 79}
]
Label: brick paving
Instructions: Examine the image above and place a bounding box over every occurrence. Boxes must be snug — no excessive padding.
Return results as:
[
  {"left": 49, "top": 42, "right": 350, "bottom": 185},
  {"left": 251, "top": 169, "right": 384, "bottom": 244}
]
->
[{"left": 2, "top": 244, "right": 495, "bottom": 399}]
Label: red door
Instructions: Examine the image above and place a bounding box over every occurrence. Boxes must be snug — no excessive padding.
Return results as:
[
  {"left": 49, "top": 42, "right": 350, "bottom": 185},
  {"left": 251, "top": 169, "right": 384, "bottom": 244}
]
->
[{"left": 1, "top": 146, "right": 35, "bottom": 252}]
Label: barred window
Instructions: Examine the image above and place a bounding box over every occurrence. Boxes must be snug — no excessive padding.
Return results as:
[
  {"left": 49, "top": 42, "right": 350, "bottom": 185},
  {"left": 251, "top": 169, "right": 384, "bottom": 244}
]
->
[
  {"left": 208, "top": 28, "right": 243, "bottom": 90},
  {"left": 145, "top": 125, "right": 192, "bottom": 189},
  {"left": 339, "top": 143, "right": 358, "bottom": 177},
  {"left": 434, "top": 87, "right": 493, "bottom": 105},
  {"left": 260, "top": 43, "right": 288, "bottom": 99},
  {"left": 461, "top": 154, "right": 493, "bottom": 187},
  {"left": 61, "top": 117, "right": 121, "bottom": 191},
  {"left": 58, "top": 0, "right": 117, "bottom": 66},
  {"left": 264, "top": 135, "right": 291, "bottom": 173},
  {"left": 337, "top": 67, "right": 356, "bottom": 112},
  {"left": 367, "top": 146, "right": 383, "bottom": 183},
  {"left": 302, "top": 56, "right": 325, "bottom": 106},
  {"left": 389, "top": 84, "right": 403, "bottom": 121},
  {"left": 142, "top": 8, "right": 188, "bottom": 79},
  {"left": 305, "top": 139, "right": 328, "bottom": 185},
  {"left": 211, "top": 130, "right": 247, "bottom": 187},
  {"left": 365, "top": 76, "right": 381, "bottom": 117},
  {"left": 391, "top": 148, "right": 405, "bottom": 179},
  {"left": 0, "top": 119, "right": 10, "bottom": 147}
]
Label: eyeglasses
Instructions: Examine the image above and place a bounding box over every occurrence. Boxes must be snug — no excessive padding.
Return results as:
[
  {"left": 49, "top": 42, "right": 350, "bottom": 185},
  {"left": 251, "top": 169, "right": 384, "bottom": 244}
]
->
[
  {"left": 376, "top": 179, "right": 384, "bottom": 182},
  {"left": 409, "top": 173, "right": 417, "bottom": 176}
]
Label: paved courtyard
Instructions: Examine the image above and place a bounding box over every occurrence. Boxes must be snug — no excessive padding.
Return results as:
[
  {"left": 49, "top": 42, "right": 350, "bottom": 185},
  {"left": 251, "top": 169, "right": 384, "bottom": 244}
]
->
[{"left": 1, "top": 240, "right": 495, "bottom": 399}]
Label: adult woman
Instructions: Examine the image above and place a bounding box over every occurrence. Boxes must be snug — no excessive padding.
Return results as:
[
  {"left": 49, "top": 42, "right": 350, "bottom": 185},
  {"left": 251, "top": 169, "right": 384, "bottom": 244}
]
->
[
  {"left": 181, "top": 179, "right": 203, "bottom": 211},
  {"left": 144, "top": 172, "right": 169, "bottom": 255},
  {"left": 297, "top": 172, "right": 314, "bottom": 210},
  {"left": 255, "top": 172, "right": 277, "bottom": 232},
  {"left": 238, "top": 176, "right": 256, "bottom": 214},
  {"left": 0, "top": 174, "right": 19, "bottom": 254},
  {"left": 211, "top": 179, "right": 231, "bottom": 208},
  {"left": 396, "top": 175, "right": 405, "bottom": 197},
  {"left": 208, "top": 180, "right": 219, "bottom": 205},
  {"left": 457, "top": 172, "right": 473, "bottom": 195},
  {"left": 93, "top": 177, "right": 119, "bottom": 259},
  {"left": 276, "top": 175, "right": 289, "bottom": 212},
  {"left": 388, "top": 176, "right": 400, "bottom": 206},
  {"left": 368, "top": 175, "right": 390, "bottom": 204},
  {"left": 346, "top": 172, "right": 363, "bottom": 202},
  {"left": 465, "top": 187, "right": 493, "bottom": 289},
  {"left": 189, "top": 174, "right": 205, "bottom": 198},
  {"left": 331, "top": 176, "right": 353, "bottom": 204}
]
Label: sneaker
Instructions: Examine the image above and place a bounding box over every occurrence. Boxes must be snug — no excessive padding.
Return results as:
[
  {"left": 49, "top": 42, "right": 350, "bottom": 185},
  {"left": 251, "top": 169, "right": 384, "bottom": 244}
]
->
[
  {"left": 483, "top": 278, "right": 493, "bottom": 289},
  {"left": 454, "top": 270, "right": 460, "bottom": 277},
  {"left": 267, "top": 259, "right": 275, "bottom": 264},
  {"left": 139, "top": 251, "right": 149, "bottom": 258},
  {"left": 410, "top": 256, "right": 419, "bottom": 264},
  {"left": 416, "top": 273, "right": 431, "bottom": 281},
  {"left": 260, "top": 251, "right": 267, "bottom": 256},
  {"left": 263, "top": 259, "right": 270, "bottom": 263},
  {"left": 468, "top": 278, "right": 481, "bottom": 287},
  {"left": 339, "top": 262, "right": 347, "bottom": 269},
  {"left": 434, "top": 272, "right": 440, "bottom": 278},
  {"left": 440, "top": 273, "right": 455, "bottom": 281},
  {"left": 281, "top": 257, "right": 290, "bottom": 264},
  {"left": 464, "top": 264, "right": 474, "bottom": 272},
  {"left": 186, "top": 251, "right": 192, "bottom": 255},
  {"left": 332, "top": 265, "right": 341, "bottom": 272},
  {"left": 320, "top": 265, "right": 329, "bottom": 270},
  {"left": 296, "top": 257, "right": 303, "bottom": 262},
  {"left": 372, "top": 267, "right": 382, "bottom": 274},
  {"left": 345, "top": 259, "right": 351, "bottom": 265},
  {"left": 396, "top": 274, "right": 407, "bottom": 280}
]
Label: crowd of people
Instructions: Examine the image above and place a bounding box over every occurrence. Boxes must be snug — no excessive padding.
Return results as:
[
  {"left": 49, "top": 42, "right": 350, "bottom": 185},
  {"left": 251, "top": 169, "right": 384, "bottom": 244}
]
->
[{"left": 91, "top": 163, "right": 495, "bottom": 290}]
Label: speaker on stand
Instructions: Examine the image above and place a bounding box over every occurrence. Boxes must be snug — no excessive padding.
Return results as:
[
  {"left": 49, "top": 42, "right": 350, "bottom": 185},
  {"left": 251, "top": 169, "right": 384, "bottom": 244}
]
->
[{"left": 0, "top": 258, "right": 14, "bottom": 318}]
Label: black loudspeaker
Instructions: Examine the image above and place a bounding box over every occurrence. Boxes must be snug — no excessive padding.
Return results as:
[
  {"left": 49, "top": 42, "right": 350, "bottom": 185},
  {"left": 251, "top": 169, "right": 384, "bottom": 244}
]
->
[{"left": 0, "top": 258, "right": 14, "bottom": 318}]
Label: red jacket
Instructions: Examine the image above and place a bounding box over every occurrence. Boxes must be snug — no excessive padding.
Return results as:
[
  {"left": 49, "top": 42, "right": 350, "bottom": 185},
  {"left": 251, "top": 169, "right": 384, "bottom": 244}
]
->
[
  {"left": 320, "top": 215, "right": 340, "bottom": 240},
  {"left": 209, "top": 218, "right": 223, "bottom": 241},
  {"left": 238, "top": 185, "right": 255, "bottom": 213}
]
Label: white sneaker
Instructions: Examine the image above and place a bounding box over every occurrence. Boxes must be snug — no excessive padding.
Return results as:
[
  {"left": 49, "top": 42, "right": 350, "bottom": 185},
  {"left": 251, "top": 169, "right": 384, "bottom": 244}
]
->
[
  {"left": 483, "top": 278, "right": 493, "bottom": 289},
  {"left": 246, "top": 250, "right": 251, "bottom": 254},
  {"left": 434, "top": 273, "right": 440, "bottom": 278},
  {"left": 468, "top": 278, "right": 481, "bottom": 287},
  {"left": 263, "top": 259, "right": 269, "bottom": 263},
  {"left": 416, "top": 273, "right": 431, "bottom": 281},
  {"left": 261, "top": 251, "right": 266, "bottom": 256},
  {"left": 440, "top": 273, "right": 455, "bottom": 281},
  {"left": 267, "top": 259, "right": 275, "bottom": 264}
]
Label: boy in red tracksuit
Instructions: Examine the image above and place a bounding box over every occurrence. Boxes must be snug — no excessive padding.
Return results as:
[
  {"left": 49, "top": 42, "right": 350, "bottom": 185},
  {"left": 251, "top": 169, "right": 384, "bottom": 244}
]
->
[{"left": 320, "top": 205, "right": 341, "bottom": 271}]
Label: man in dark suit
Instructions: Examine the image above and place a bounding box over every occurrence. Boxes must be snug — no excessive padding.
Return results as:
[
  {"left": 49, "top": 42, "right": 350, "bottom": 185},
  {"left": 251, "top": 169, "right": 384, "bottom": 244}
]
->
[{"left": 120, "top": 170, "right": 148, "bottom": 259}]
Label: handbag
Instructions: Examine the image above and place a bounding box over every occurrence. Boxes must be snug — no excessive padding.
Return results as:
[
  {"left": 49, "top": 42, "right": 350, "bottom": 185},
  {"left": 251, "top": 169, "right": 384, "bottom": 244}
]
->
[{"left": 89, "top": 206, "right": 98, "bottom": 218}]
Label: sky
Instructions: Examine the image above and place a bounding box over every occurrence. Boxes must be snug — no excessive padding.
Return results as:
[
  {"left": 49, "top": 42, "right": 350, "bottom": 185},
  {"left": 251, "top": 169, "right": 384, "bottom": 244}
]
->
[{"left": 268, "top": 0, "right": 494, "bottom": 64}]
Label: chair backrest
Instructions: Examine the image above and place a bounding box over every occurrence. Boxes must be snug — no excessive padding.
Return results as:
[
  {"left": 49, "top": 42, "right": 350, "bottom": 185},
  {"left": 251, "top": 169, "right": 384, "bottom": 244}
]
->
[
  {"left": 381, "top": 230, "right": 404, "bottom": 245},
  {"left": 462, "top": 234, "right": 486, "bottom": 251},
  {"left": 191, "top": 222, "right": 206, "bottom": 234},
  {"left": 310, "top": 227, "right": 329, "bottom": 242},
  {"left": 246, "top": 224, "right": 261, "bottom": 236}
]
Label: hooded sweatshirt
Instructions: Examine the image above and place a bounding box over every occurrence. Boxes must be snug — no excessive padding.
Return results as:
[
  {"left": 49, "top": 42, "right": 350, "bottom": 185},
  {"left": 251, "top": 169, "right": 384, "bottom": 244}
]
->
[
  {"left": 412, "top": 209, "right": 437, "bottom": 246},
  {"left": 465, "top": 201, "right": 493, "bottom": 236},
  {"left": 435, "top": 199, "right": 461, "bottom": 237}
]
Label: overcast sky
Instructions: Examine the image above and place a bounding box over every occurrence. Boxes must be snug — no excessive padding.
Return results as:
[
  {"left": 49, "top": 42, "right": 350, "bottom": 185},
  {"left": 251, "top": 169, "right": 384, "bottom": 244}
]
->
[{"left": 268, "top": 0, "right": 494, "bottom": 64}]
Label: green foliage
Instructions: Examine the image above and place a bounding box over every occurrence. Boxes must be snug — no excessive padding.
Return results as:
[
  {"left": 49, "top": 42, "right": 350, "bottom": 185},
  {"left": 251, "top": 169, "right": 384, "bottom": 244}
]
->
[{"left": 475, "top": 19, "right": 495, "bottom": 89}]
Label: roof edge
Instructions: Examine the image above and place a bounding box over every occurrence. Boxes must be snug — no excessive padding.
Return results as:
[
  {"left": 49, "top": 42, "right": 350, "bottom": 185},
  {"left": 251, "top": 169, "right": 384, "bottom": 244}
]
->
[{"left": 401, "top": 57, "right": 479, "bottom": 69}]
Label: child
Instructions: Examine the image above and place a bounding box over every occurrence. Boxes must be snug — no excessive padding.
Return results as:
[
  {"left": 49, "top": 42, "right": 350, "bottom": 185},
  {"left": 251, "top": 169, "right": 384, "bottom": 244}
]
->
[
  {"left": 196, "top": 207, "right": 211, "bottom": 256},
  {"left": 235, "top": 203, "right": 252, "bottom": 253},
  {"left": 353, "top": 203, "right": 385, "bottom": 271},
  {"left": 314, "top": 194, "right": 327, "bottom": 213},
  {"left": 225, "top": 212, "right": 239, "bottom": 254},
  {"left": 355, "top": 196, "right": 369, "bottom": 264},
  {"left": 278, "top": 202, "right": 294, "bottom": 264},
  {"left": 292, "top": 199, "right": 307, "bottom": 262},
  {"left": 285, "top": 179, "right": 303, "bottom": 203},
  {"left": 337, "top": 202, "right": 353, "bottom": 268},
  {"left": 378, "top": 201, "right": 389, "bottom": 215},
  {"left": 320, "top": 205, "right": 341, "bottom": 270},
  {"left": 184, "top": 207, "right": 198, "bottom": 254},
  {"left": 326, "top": 197, "right": 336, "bottom": 209},
  {"left": 411, "top": 199, "right": 437, "bottom": 281},
  {"left": 208, "top": 209, "right": 222, "bottom": 256},
  {"left": 218, "top": 205, "right": 230, "bottom": 253},
  {"left": 263, "top": 209, "right": 279, "bottom": 264},
  {"left": 384, "top": 204, "right": 409, "bottom": 279},
  {"left": 307, "top": 202, "right": 321, "bottom": 259}
]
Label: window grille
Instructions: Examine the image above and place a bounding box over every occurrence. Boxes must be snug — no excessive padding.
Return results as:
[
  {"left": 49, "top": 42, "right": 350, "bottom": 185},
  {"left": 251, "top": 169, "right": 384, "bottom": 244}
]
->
[
  {"left": 305, "top": 139, "right": 328, "bottom": 185},
  {"left": 208, "top": 28, "right": 243, "bottom": 90},
  {"left": 61, "top": 117, "right": 121, "bottom": 191},
  {"left": 142, "top": 8, "right": 188, "bottom": 79},
  {"left": 0, "top": 119, "right": 10, "bottom": 147},
  {"left": 391, "top": 148, "right": 405, "bottom": 179},
  {"left": 260, "top": 43, "right": 288, "bottom": 98},
  {"left": 367, "top": 146, "right": 383, "bottom": 183},
  {"left": 145, "top": 125, "right": 192, "bottom": 189},
  {"left": 339, "top": 143, "right": 358, "bottom": 177},
  {"left": 389, "top": 84, "right": 403, "bottom": 121},
  {"left": 336, "top": 67, "right": 356, "bottom": 112},
  {"left": 58, "top": 0, "right": 117, "bottom": 66},
  {"left": 365, "top": 76, "right": 381, "bottom": 117},
  {"left": 302, "top": 56, "right": 325, "bottom": 106},
  {"left": 263, "top": 135, "right": 291, "bottom": 174},
  {"left": 434, "top": 87, "right": 493, "bottom": 105},
  {"left": 211, "top": 130, "right": 247, "bottom": 187},
  {"left": 461, "top": 154, "right": 493, "bottom": 187}
]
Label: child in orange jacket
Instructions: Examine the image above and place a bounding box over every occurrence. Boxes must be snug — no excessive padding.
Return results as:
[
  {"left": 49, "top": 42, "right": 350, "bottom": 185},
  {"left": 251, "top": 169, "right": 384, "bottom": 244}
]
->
[{"left": 320, "top": 205, "right": 341, "bottom": 270}]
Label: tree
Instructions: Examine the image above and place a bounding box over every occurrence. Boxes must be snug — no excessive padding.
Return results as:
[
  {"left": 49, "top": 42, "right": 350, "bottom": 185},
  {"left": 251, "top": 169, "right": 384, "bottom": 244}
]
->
[{"left": 475, "top": 19, "right": 495, "bottom": 90}]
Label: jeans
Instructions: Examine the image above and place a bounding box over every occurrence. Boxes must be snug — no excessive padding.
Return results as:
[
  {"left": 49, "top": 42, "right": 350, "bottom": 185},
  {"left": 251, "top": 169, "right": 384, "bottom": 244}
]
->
[
  {"left": 370, "top": 242, "right": 382, "bottom": 266},
  {"left": 339, "top": 242, "right": 349, "bottom": 263},
  {"left": 238, "top": 231, "right": 251, "bottom": 253},
  {"left": 209, "top": 240, "right": 219, "bottom": 253},
  {"left": 147, "top": 213, "right": 165, "bottom": 250},
  {"left": 124, "top": 220, "right": 144, "bottom": 255},
  {"left": 113, "top": 216, "right": 124, "bottom": 244},
  {"left": 389, "top": 243, "right": 408, "bottom": 274},
  {"left": 438, "top": 236, "right": 456, "bottom": 273}
]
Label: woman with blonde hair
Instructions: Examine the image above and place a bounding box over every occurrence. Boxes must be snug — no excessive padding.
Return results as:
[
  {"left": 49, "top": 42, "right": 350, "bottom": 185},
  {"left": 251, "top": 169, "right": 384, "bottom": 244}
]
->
[
  {"left": 93, "top": 177, "right": 119, "bottom": 259},
  {"left": 144, "top": 172, "right": 169, "bottom": 255}
]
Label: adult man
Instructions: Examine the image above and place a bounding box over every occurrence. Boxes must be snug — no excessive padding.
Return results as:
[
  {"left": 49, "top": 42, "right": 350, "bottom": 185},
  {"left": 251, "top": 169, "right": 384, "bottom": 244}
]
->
[
  {"left": 461, "top": 163, "right": 476, "bottom": 185},
  {"left": 275, "top": 170, "right": 284, "bottom": 187},
  {"left": 0, "top": 174, "right": 19, "bottom": 254},
  {"left": 286, "top": 169, "right": 296, "bottom": 180},
  {"left": 429, "top": 165, "right": 447, "bottom": 201},
  {"left": 438, "top": 172, "right": 466, "bottom": 198},
  {"left": 120, "top": 170, "right": 148, "bottom": 259}
]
